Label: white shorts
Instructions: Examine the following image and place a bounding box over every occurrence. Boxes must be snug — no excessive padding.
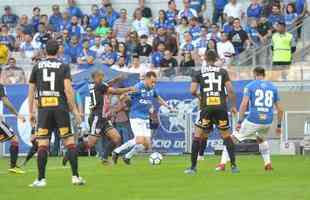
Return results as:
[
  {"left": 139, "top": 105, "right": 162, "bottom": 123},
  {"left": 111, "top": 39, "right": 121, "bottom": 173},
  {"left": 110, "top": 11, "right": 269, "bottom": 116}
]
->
[
  {"left": 130, "top": 118, "right": 151, "bottom": 137},
  {"left": 233, "top": 119, "right": 271, "bottom": 141}
]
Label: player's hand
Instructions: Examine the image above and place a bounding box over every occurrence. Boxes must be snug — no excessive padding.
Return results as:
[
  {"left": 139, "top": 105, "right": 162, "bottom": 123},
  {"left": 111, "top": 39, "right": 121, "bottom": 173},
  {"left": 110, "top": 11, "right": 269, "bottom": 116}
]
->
[
  {"left": 236, "top": 123, "right": 241, "bottom": 131},
  {"left": 18, "top": 115, "right": 26, "bottom": 123},
  {"left": 74, "top": 111, "right": 82, "bottom": 125},
  {"left": 30, "top": 134, "right": 36, "bottom": 142},
  {"left": 231, "top": 107, "right": 238, "bottom": 115},
  {"left": 275, "top": 127, "right": 282, "bottom": 136},
  {"left": 29, "top": 113, "right": 36, "bottom": 127},
  {"left": 128, "top": 87, "right": 136, "bottom": 93}
]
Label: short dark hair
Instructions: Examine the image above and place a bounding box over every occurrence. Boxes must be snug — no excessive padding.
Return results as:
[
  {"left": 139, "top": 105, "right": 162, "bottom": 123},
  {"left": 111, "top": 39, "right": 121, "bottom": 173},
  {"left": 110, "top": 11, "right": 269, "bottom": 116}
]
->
[
  {"left": 91, "top": 70, "right": 104, "bottom": 79},
  {"left": 46, "top": 40, "right": 59, "bottom": 56},
  {"left": 145, "top": 71, "right": 157, "bottom": 78},
  {"left": 205, "top": 50, "right": 217, "bottom": 63},
  {"left": 253, "top": 67, "right": 265, "bottom": 77}
]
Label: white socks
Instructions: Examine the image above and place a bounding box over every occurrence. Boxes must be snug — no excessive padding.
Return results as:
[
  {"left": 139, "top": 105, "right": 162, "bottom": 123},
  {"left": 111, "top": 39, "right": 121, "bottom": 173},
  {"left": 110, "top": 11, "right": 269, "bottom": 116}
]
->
[
  {"left": 125, "top": 144, "right": 145, "bottom": 159},
  {"left": 220, "top": 146, "right": 230, "bottom": 164},
  {"left": 114, "top": 139, "right": 136, "bottom": 154},
  {"left": 259, "top": 141, "right": 271, "bottom": 165}
]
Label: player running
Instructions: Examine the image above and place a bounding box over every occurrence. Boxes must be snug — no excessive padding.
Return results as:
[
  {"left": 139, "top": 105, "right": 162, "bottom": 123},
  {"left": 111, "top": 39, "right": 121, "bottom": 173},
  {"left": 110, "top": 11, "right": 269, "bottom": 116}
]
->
[
  {"left": 185, "top": 50, "right": 239, "bottom": 174},
  {"left": 216, "top": 67, "right": 283, "bottom": 171},
  {"left": 28, "top": 40, "right": 85, "bottom": 187},
  {"left": 0, "top": 84, "right": 26, "bottom": 173},
  {"left": 87, "top": 70, "right": 135, "bottom": 164},
  {"left": 112, "top": 71, "right": 172, "bottom": 164}
]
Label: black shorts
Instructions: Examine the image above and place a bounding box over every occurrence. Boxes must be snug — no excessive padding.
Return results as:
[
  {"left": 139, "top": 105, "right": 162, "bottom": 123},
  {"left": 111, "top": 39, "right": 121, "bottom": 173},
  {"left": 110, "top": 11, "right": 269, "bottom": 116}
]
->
[
  {"left": 0, "top": 121, "right": 15, "bottom": 142},
  {"left": 195, "top": 108, "right": 230, "bottom": 131},
  {"left": 89, "top": 114, "right": 113, "bottom": 137},
  {"left": 36, "top": 108, "right": 73, "bottom": 139}
]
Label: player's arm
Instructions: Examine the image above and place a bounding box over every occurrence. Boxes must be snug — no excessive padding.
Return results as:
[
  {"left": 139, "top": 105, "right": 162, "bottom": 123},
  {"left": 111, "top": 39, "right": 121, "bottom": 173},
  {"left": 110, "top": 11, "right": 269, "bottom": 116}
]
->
[
  {"left": 274, "top": 101, "right": 284, "bottom": 135},
  {"left": 64, "top": 78, "right": 81, "bottom": 124},
  {"left": 156, "top": 96, "right": 171, "bottom": 110},
  {"left": 190, "top": 71, "right": 201, "bottom": 100},
  {"left": 238, "top": 95, "right": 249, "bottom": 124},
  {"left": 2, "top": 96, "right": 25, "bottom": 122},
  {"left": 225, "top": 80, "right": 237, "bottom": 113},
  {"left": 107, "top": 74, "right": 126, "bottom": 87},
  {"left": 107, "top": 87, "right": 136, "bottom": 95}
]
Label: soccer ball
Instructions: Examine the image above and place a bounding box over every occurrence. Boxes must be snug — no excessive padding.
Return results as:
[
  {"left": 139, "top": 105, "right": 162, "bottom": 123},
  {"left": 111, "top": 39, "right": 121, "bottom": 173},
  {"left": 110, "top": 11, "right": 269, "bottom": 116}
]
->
[{"left": 149, "top": 152, "right": 163, "bottom": 165}]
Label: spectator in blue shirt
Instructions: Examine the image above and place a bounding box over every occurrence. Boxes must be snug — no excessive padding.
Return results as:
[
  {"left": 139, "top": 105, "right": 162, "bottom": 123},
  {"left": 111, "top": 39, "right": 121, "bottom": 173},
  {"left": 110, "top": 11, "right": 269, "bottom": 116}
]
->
[
  {"left": 31, "top": 7, "right": 41, "bottom": 32},
  {"left": 99, "top": 0, "right": 110, "bottom": 17},
  {"left": 67, "top": 0, "right": 83, "bottom": 18},
  {"left": 247, "top": 0, "right": 263, "bottom": 21},
  {"left": 212, "top": 0, "right": 228, "bottom": 24},
  {"left": 59, "top": 11, "right": 71, "bottom": 31},
  {"left": 223, "top": 16, "right": 234, "bottom": 33},
  {"left": 64, "top": 35, "right": 82, "bottom": 63},
  {"left": 104, "top": 3, "right": 120, "bottom": 27},
  {"left": 285, "top": 3, "right": 298, "bottom": 28},
  {"left": 154, "top": 10, "right": 169, "bottom": 30},
  {"left": 77, "top": 40, "right": 96, "bottom": 69},
  {"left": 57, "top": 44, "right": 72, "bottom": 65},
  {"left": 67, "top": 16, "right": 85, "bottom": 38},
  {"left": 102, "top": 43, "right": 118, "bottom": 67},
  {"left": 178, "top": 0, "right": 198, "bottom": 20},
  {"left": 82, "top": 27, "right": 96, "bottom": 46},
  {"left": 268, "top": 5, "right": 285, "bottom": 29},
  {"left": 166, "top": 0, "right": 179, "bottom": 25},
  {"left": 0, "top": 25, "right": 15, "bottom": 51},
  {"left": 296, "top": 0, "right": 307, "bottom": 16},
  {"left": 245, "top": 19, "right": 261, "bottom": 47},
  {"left": 285, "top": 3, "right": 298, "bottom": 39},
  {"left": 89, "top": 4, "right": 101, "bottom": 30},
  {"left": 19, "top": 15, "right": 35, "bottom": 35},
  {"left": 1, "top": 6, "right": 19, "bottom": 28},
  {"left": 49, "top": 4, "right": 63, "bottom": 32},
  {"left": 151, "top": 42, "right": 166, "bottom": 68},
  {"left": 190, "top": 0, "right": 206, "bottom": 23},
  {"left": 188, "top": 17, "right": 201, "bottom": 42},
  {"left": 180, "top": 31, "right": 195, "bottom": 54}
]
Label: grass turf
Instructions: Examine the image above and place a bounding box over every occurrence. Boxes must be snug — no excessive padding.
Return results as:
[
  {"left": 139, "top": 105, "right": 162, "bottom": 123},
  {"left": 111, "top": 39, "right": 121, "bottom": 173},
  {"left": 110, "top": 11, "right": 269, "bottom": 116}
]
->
[{"left": 0, "top": 155, "right": 310, "bottom": 200}]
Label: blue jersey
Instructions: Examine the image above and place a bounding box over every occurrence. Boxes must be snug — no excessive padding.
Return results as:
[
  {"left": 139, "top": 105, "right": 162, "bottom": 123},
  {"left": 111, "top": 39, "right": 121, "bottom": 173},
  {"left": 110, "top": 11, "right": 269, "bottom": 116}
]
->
[
  {"left": 130, "top": 82, "right": 158, "bottom": 119},
  {"left": 244, "top": 80, "right": 280, "bottom": 125}
]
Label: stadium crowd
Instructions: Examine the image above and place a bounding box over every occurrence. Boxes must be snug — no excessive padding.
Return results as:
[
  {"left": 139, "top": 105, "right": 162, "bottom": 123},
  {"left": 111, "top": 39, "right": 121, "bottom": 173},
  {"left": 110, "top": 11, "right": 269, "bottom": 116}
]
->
[{"left": 0, "top": 0, "right": 308, "bottom": 83}]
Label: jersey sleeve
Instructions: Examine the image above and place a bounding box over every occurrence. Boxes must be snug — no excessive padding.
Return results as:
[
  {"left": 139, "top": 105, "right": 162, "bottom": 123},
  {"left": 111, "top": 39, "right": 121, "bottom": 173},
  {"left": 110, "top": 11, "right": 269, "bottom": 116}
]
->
[
  {"left": 221, "top": 69, "right": 230, "bottom": 84},
  {"left": 29, "top": 65, "right": 38, "bottom": 84},
  {"left": 63, "top": 64, "right": 71, "bottom": 80},
  {"left": 0, "top": 84, "right": 7, "bottom": 98},
  {"left": 243, "top": 85, "right": 251, "bottom": 97},
  {"left": 273, "top": 87, "right": 280, "bottom": 103},
  {"left": 153, "top": 89, "right": 159, "bottom": 98},
  {"left": 100, "top": 82, "right": 110, "bottom": 94},
  {"left": 191, "top": 70, "right": 200, "bottom": 82}
]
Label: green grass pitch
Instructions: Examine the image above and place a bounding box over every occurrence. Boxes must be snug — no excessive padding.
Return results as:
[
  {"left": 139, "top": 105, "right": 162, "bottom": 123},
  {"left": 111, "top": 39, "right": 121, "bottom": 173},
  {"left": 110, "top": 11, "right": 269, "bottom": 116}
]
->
[{"left": 1, "top": 155, "right": 310, "bottom": 200}]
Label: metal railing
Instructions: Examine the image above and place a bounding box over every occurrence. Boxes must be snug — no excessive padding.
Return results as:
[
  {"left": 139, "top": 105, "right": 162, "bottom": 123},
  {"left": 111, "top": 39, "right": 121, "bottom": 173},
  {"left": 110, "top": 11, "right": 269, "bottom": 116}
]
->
[{"left": 231, "top": 16, "right": 310, "bottom": 69}]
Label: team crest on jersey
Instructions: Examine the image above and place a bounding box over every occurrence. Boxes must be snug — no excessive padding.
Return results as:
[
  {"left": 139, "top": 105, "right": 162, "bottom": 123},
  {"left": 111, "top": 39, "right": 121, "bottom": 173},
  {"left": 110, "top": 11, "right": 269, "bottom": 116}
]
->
[{"left": 158, "top": 99, "right": 199, "bottom": 133}]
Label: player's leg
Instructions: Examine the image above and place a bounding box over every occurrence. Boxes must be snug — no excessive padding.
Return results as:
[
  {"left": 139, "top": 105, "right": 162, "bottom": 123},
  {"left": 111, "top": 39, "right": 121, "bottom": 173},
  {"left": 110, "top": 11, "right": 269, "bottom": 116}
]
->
[
  {"left": 0, "top": 120, "right": 24, "bottom": 173},
  {"left": 185, "top": 109, "right": 211, "bottom": 174},
  {"left": 123, "top": 136, "right": 147, "bottom": 163},
  {"left": 22, "top": 129, "right": 38, "bottom": 166},
  {"left": 256, "top": 125, "right": 272, "bottom": 171},
  {"left": 198, "top": 134, "right": 208, "bottom": 161},
  {"left": 217, "top": 110, "right": 239, "bottom": 173},
  {"left": 216, "top": 119, "right": 258, "bottom": 171},
  {"left": 56, "top": 110, "right": 85, "bottom": 185},
  {"left": 99, "top": 127, "right": 121, "bottom": 164},
  {"left": 122, "top": 119, "right": 151, "bottom": 164},
  {"left": 112, "top": 118, "right": 146, "bottom": 164}
]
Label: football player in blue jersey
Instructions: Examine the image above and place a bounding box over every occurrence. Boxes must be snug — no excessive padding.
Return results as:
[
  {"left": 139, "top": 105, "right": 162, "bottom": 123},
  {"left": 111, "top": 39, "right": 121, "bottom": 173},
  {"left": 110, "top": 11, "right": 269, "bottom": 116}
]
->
[
  {"left": 216, "top": 67, "right": 283, "bottom": 171},
  {"left": 112, "top": 71, "right": 172, "bottom": 164}
]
